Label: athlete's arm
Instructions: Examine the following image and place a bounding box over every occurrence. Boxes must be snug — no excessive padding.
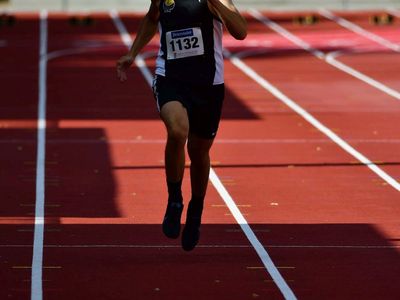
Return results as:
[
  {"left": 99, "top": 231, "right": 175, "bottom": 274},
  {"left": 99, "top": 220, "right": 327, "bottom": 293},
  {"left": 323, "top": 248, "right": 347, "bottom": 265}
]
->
[
  {"left": 207, "top": 0, "right": 247, "bottom": 40},
  {"left": 116, "top": 0, "right": 160, "bottom": 82}
]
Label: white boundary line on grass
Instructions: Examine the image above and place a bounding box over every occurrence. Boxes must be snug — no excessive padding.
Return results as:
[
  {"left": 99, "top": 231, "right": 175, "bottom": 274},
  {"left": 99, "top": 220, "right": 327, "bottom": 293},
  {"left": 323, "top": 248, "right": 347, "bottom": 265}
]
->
[
  {"left": 248, "top": 9, "right": 400, "bottom": 101},
  {"left": 110, "top": 10, "right": 297, "bottom": 300},
  {"left": 319, "top": 9, "right": 400, "bottom": 53},
  {"left": 31, "top": 10, "right": 47, "bottom": 300}
]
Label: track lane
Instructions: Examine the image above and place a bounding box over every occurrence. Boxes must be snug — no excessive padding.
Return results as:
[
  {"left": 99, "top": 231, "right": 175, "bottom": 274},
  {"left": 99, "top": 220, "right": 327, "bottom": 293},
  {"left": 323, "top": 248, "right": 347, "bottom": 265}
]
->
[
  {"left": 131, "top": 10, "right": 400, "bottom": 297},
  {"left": 336, "top": 50, "right": 400, "bottom": 91},
  {"left": 216, "top": 57, "right": 400, "bottom": 224},
  {"left": 211, "top": 62, "right": 400, "bottom": 299},
  {"left": 205, "top": 13, "right": 400, "bottom": 299},
  {"left": 245, "top": 11, "right": 400, "bottom": 181},
  {"left": 0, "top": 12, "right": 40, "bottom": 300},
  {"left": 255, "top": 10, "right": 400, "bottom": 94},
  {"left": 114, "top": 12, "right": 293, "bottom": 299},
  {"left": 41, "top": 12, "right": 289, "bottom": 299},
  {"left": 319, "top": 10, "right": 400, "bottom": 92},
  {"left": 4, "top": 10, "right": 399, "bottom": 300},
  {"left": 320, "top": 10, "right": 400, "bottom": 49}
]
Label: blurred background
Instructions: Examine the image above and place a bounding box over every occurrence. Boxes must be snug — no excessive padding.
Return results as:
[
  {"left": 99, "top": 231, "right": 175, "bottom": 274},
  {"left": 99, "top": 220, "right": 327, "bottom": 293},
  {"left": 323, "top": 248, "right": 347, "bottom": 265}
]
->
[{"left": 1, "top": 0, "right": 400, "bottom": 12}]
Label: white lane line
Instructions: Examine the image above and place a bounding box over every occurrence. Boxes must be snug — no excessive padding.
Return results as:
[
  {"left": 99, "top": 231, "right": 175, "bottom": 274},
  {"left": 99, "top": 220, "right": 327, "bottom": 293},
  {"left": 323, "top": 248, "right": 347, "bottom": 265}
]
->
[
  {"left": 5, "top": 138, "right": 400, "bottom": 145},
  {"left": 325, "top": 50, "right": 400, "bottom": 100},
  {"left": 225, "top": 50, "right": 400, "bottom": 192},
  {"left": 209, "top": 169, "right": 297, "bottom": 299},
  {"left": 46, "top": 47, "right": 100, "bottom": 61},
  {"left": 250, "top": 12, "right": 325, "bottom": 59},
  {"left": 109, "top": 9, "right": 153, "bottom": 86},
  {"left": 110, "top": 10, "right": 297, "bottom": 300},
  {"left": 248, "top": 9, "right": 400, "bottom": 101},
  {"left": 386, "top": 9, "right": 400, "bottom": 18},
  {"left": 31, "top": 10, "right": 47, "bottom": 300},
  {"left": 319, "top": 9, "right": 400, "bottom": 52},
  {"left": 2, "top": 244, "right": 399, "bottom": 249}
]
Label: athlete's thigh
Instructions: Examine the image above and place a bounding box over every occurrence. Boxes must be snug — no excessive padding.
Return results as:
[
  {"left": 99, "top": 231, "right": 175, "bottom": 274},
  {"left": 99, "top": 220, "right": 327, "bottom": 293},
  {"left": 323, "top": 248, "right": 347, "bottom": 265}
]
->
[
  {"left": 160, "top": 101, "right": 189, "bottom": 134},
  {"left": 189, "top": 83, "right": 224, "bottom": 139},
  {"left": 153, "top": 75, "right": 190, "bottom": 133}
]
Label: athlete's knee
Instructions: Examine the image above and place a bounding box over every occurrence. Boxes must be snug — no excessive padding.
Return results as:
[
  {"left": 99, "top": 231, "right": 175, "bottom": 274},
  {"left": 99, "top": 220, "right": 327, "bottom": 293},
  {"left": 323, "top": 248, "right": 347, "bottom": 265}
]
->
[
  {"left": 189, "top": 152, "right": 210, "bottom": 166},
  {"left": 167, "top": 123, "right": 189, "bottom": 145},
  {"left": 161, "top": 102, "right": 189, "bottom": 145},
  {"left": 188, "top": 140, "right": 211, "bottom": 163}
]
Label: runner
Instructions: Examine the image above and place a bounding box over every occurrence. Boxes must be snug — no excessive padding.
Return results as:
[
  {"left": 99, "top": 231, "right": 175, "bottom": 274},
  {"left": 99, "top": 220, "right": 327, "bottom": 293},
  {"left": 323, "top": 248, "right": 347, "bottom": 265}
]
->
[{"left": 116, "top": 0, "right": 247, "bottom": 251}]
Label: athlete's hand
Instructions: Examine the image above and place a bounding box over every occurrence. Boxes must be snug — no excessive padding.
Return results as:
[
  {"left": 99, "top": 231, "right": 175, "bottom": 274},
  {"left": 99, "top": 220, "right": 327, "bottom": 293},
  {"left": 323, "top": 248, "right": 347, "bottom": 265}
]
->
[{"left": 116, "top": 54, "right": 134, "bottom": 82}]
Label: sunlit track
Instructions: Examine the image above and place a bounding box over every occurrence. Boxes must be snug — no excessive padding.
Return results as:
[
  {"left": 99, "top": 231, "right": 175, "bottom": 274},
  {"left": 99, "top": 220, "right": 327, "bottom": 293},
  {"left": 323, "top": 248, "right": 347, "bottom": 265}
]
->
[
  {"left": 224, "top": 51, "right": 400, "bottom": 192},
  {"left": 325, "top": 50, "right": 400, "bottom": 100},
  {"left": 248, "top": 9, "right": 400, "bottom": 101},
  {"left": 110, "top": 10, "right": 297, "bottom": 300},
  {"left": 319, "top": 9, "right": 400, "bottom": 52},
  {"left": 2, "top": 9, "right": 400, "bottom": 300}
]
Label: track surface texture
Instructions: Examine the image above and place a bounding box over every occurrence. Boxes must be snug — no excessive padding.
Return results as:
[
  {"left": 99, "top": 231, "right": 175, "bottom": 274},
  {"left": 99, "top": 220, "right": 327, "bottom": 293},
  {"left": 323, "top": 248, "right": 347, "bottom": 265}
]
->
[{"left": 1, "top": 9, "right": 399, "bottom": 300}]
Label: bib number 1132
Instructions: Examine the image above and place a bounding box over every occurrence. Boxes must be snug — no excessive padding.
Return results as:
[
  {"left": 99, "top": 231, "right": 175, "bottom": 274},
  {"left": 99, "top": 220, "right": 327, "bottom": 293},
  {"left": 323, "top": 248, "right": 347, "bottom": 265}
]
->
[
  {"left": 169, "top": 37, "right": 199, "bottom": 52},
  {"left": 166, "top": 27, "right": 205, "bottom": 60}
]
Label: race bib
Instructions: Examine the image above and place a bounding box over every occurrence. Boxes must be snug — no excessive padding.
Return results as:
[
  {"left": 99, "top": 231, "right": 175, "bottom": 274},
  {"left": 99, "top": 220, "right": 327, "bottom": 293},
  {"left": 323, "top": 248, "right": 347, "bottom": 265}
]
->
[{"left": 166, "top": 27, "right": 204, "bottom": 60}]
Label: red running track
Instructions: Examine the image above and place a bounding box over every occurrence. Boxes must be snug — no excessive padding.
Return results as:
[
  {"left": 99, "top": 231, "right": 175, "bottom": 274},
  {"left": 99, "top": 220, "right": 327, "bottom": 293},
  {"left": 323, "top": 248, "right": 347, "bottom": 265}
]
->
[
  {"left": 0, "top": 12, "right": 39, "bottom": 298},
  {"left": 0, "top": 10, "right": 399, "bottom": 300}
]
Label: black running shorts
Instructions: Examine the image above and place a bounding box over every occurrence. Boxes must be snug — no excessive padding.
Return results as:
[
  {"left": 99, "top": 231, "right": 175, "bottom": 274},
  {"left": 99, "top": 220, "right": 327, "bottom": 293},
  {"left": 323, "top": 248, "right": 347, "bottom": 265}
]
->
[{"left": 152, "top": 75, "right": 225, "bottom": 139}]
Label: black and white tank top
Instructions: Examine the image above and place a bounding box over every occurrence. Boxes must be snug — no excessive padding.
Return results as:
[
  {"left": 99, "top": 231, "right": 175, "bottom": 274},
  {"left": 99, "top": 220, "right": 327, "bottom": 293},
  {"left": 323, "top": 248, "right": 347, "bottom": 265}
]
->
[{"left": 155, "top": 0, "right": 224, "bottom": 85}]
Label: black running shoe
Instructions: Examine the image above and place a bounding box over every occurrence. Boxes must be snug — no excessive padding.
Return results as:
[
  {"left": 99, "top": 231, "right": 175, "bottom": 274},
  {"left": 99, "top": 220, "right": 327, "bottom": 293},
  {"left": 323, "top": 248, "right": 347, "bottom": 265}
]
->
[
  {"left": 181, "top": 201, "right": 203, "bottom": 251},
  {"left": 162, "top": 202, "right": 183, "bottom": 239},
  {"left": 181, "top": 219, "right": 201, "bottom": 251}
]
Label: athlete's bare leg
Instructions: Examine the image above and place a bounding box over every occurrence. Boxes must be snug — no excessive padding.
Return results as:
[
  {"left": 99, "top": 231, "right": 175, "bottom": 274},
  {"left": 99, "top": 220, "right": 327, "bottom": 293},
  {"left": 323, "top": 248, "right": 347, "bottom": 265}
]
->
[
  {"left": 160, "top": 101, "right": 189, "bottom": 239},
  {"left": 182, "top": 133, "right": 214, "bottom": 251},
  {"left": 187, "top": 134, "right": 213, "bottom": 199},
  {"left": 160, "top": 101, "right": 189, "bottom": 183}
]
